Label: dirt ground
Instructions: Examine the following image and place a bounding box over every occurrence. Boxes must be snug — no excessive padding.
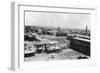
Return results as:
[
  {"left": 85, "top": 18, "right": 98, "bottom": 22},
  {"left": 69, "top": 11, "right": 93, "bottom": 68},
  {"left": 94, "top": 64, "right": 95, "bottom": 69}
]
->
[{"left": 24, "top": 48, "right": 89, "bottom": 62}]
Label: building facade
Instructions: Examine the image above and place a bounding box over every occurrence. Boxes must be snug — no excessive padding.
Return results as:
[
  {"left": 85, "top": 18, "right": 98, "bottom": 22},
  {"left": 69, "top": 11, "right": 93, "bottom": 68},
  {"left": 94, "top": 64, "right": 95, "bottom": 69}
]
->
[{"left": 68, "top": 35, "right": 90, "bottom": 56}]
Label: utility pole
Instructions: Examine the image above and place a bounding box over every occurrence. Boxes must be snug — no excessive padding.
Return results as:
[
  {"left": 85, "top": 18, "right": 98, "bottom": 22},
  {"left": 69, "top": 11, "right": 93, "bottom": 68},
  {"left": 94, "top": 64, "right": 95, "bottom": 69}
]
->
[{"left": 85, "top": 25, "right": 88, "bottom": 35}]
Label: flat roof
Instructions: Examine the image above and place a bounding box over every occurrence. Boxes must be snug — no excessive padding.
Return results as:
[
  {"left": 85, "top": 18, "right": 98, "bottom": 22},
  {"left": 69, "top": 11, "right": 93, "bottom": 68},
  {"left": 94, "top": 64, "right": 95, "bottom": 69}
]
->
[
  {"left": 73, "top": 37, "right": 90, "bottom": 42},
  {"left": 75, "top": 34, "right": 90, "bottom": 39},
  {"left": 32, "top": 40, "right": 58, "bottom": 45}
]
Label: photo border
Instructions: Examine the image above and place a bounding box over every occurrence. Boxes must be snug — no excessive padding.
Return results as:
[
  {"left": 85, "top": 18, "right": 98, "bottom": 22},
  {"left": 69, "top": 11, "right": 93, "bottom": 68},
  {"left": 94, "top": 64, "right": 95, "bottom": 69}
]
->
[{"left": 11, "top": 2, "right": 97, "bottom": 71}]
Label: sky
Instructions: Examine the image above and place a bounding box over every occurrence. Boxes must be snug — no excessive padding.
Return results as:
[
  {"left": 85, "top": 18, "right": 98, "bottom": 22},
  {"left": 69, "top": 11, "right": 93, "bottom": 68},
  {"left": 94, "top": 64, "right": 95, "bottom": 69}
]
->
[{"left": 25, "top": 11, "right": 91, "bottom": 30}]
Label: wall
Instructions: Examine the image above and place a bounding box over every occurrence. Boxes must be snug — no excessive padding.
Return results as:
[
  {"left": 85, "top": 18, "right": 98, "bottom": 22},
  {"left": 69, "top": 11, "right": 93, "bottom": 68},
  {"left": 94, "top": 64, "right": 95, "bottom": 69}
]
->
[{"left": 0, "top": 0, "right": 100, "bottom": 73}]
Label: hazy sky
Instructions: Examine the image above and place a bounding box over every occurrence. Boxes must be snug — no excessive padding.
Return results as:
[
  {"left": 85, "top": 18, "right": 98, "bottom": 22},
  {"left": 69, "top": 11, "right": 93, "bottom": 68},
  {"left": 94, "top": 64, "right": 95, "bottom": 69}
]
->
[{"left": 25, "top": 11, "right": 91, "bottom": 29}]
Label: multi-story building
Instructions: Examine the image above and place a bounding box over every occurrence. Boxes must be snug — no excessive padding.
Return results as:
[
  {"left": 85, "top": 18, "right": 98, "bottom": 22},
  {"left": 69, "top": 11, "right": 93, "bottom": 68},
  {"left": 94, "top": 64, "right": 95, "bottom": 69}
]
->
[{"left": 67, "top": 35, "right": 90, "bottom": 56}]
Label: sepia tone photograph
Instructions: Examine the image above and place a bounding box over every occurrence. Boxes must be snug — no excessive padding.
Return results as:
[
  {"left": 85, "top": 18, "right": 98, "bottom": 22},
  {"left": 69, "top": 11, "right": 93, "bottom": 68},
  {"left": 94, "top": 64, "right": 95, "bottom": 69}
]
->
[{"left": 24, "top": 11, "right": 90, "bottom": 62}]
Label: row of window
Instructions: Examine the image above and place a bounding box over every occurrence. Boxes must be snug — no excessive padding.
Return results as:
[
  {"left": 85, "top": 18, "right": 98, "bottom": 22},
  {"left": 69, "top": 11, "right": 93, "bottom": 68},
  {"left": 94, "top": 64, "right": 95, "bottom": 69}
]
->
[{"left": 71, "top": 39, "right": 90, "bottom": 47}]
